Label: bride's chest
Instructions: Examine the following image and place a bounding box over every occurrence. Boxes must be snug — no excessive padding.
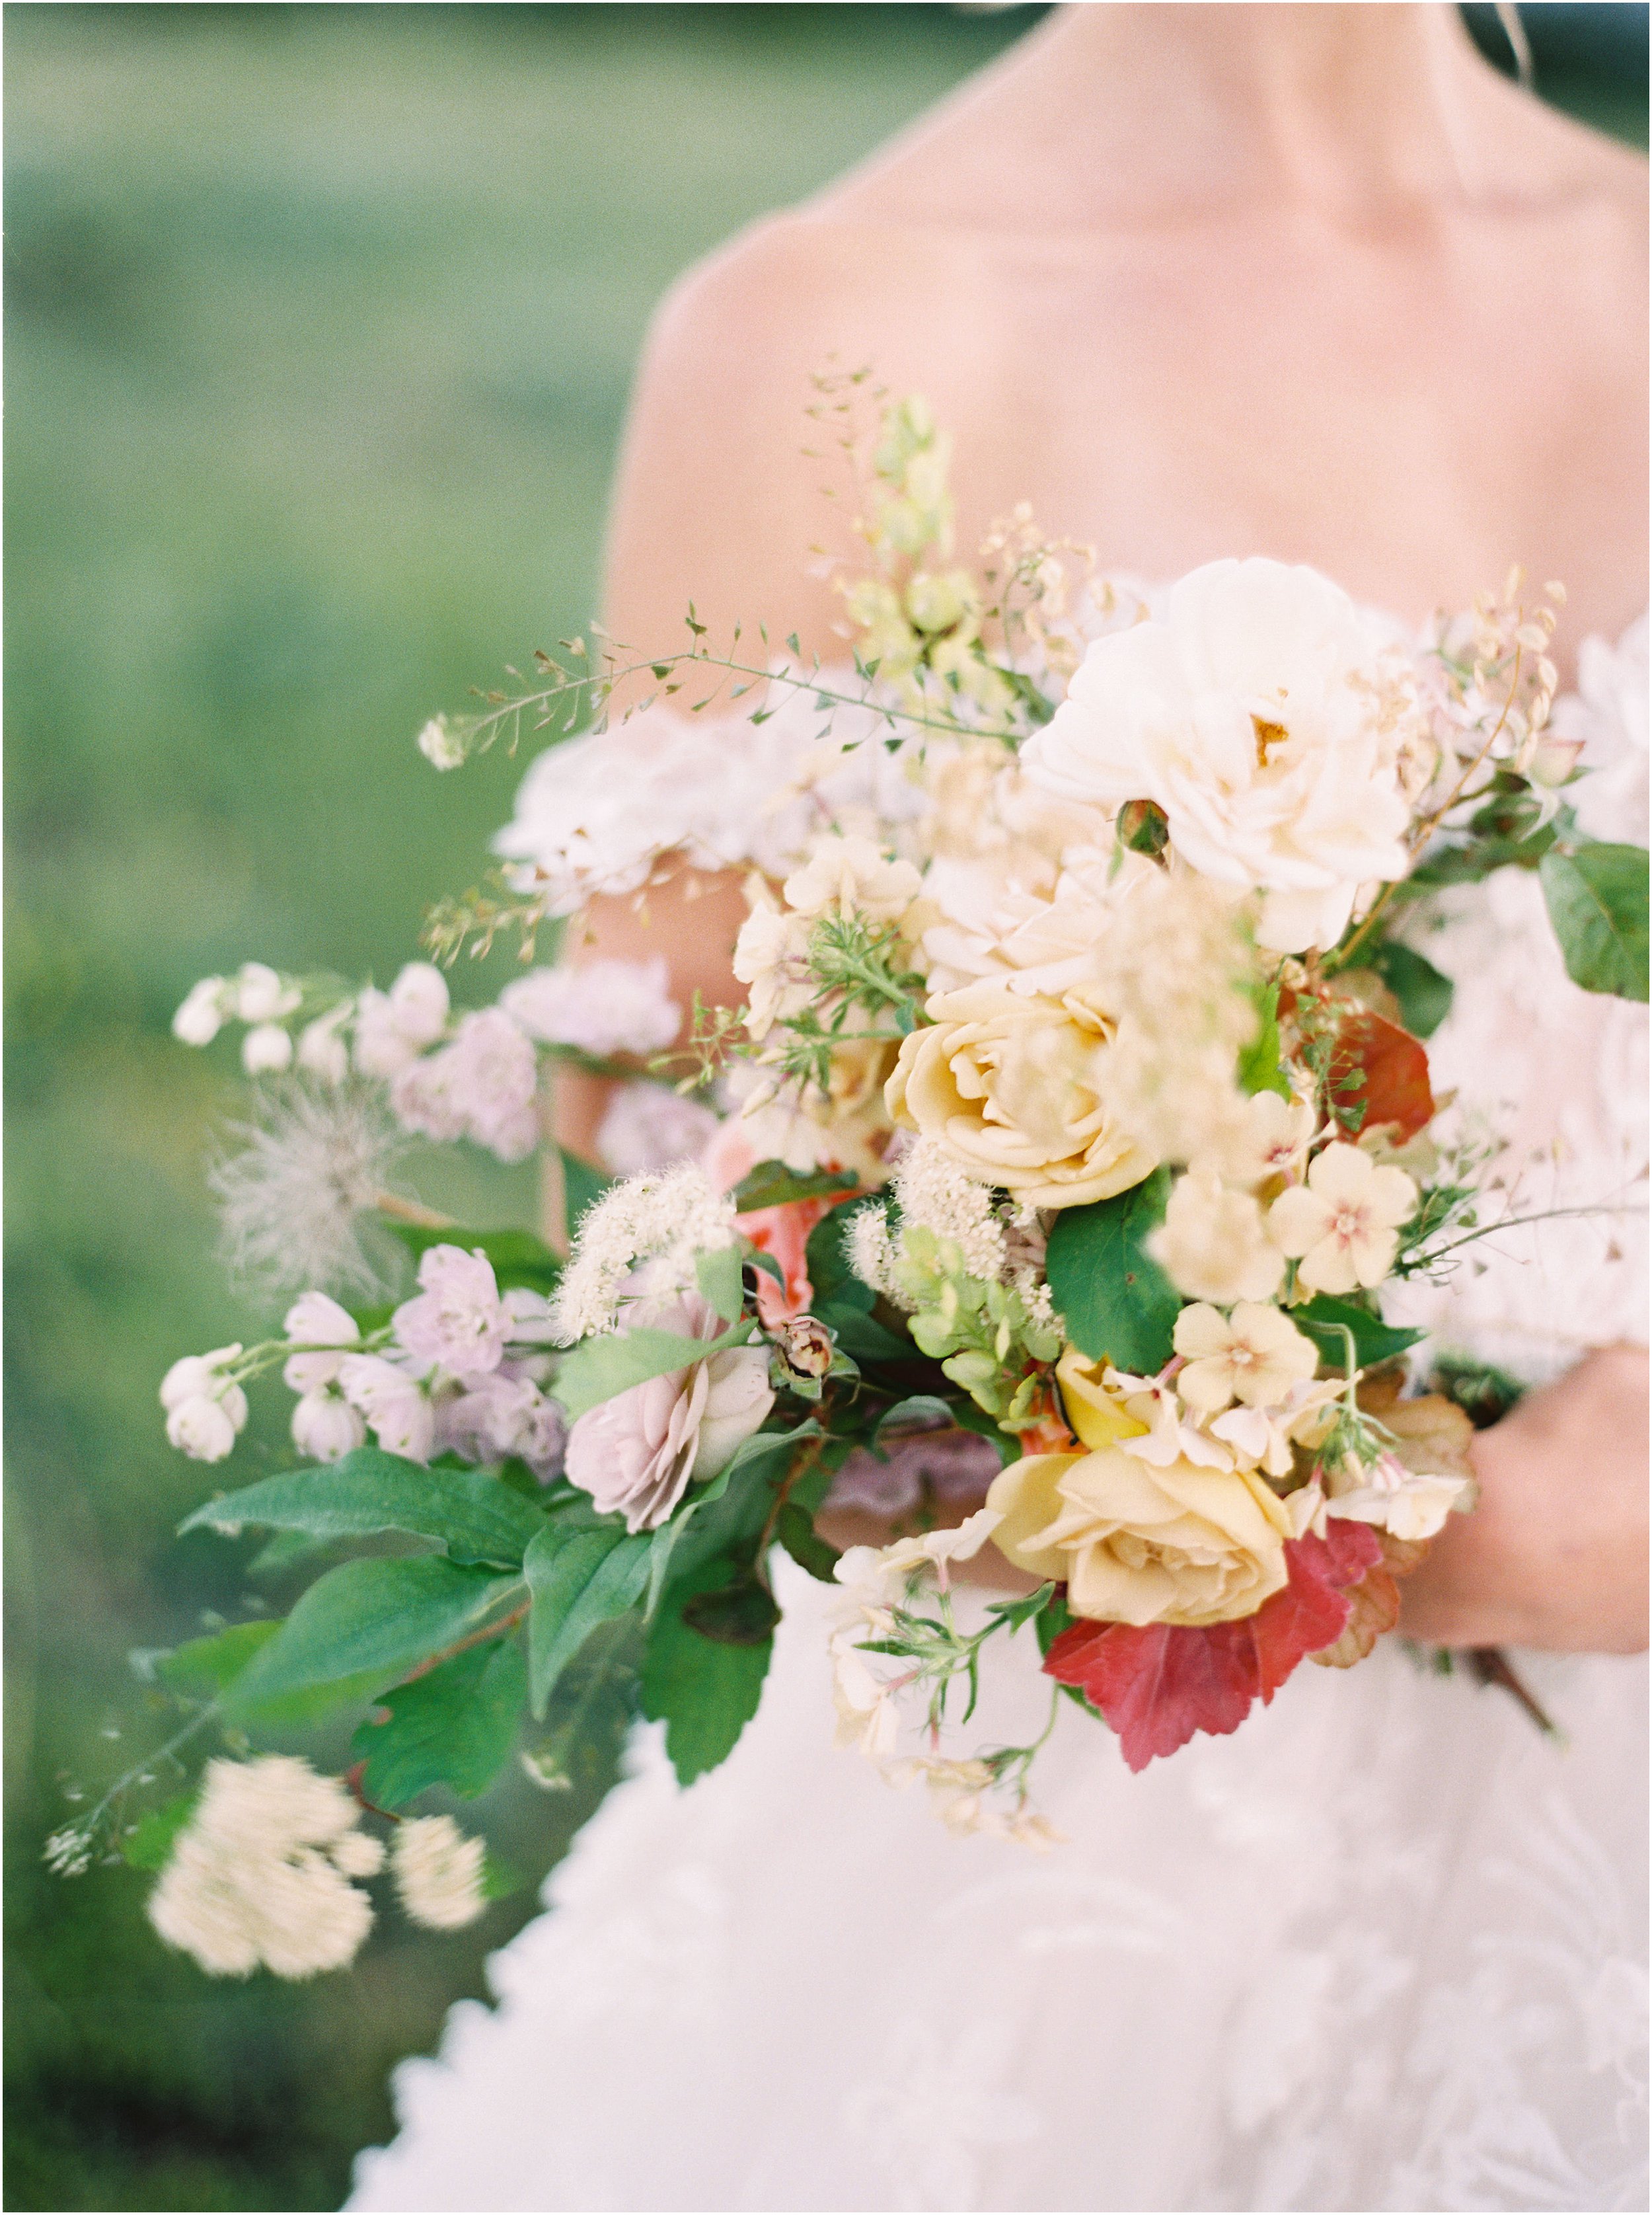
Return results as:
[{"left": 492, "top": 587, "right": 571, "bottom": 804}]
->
[{"left": 871, "top": 218, "right": 1647, "bottom": 643}]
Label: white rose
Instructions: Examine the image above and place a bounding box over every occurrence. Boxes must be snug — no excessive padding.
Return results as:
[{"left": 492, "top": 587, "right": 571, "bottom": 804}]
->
[
  {"left": 291, "top": 1390, "right": 367, "bottom": 1463},
  {"left": 1023, "top": 558, "right": 1414, "bottom": 953}
]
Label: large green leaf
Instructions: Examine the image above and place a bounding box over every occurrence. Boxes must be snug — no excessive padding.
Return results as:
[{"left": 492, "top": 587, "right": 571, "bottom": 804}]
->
[
  {"left": 1540, "top": 842, "right": 1649, "bottom": 1001},
  {"left": 385, "top": 1222, "right": 563, "bottom": 1296},
  {"left": 1292, "top": 1294, "right": 1424, "bottom": 1372},
  {"left": 120, "top": 1789, "right": 201, "bottom": 1872},
  {"left": 550, "top": 1320, "right": 756, "bottom": 1423},
  {"left": 223, "top": 1556, "right": 523, "bottom": 1720},
  {"left": 352, "top": 1635, "right": 527, "bottom": 1805},
  {"left": 1044, "top": 1169, "right": 1178, "bottom": 1372},
  {"left": 154, "top": 1619, "right": 280, "bottom": 1699},
  {"left": 522, "top": 1613, "right": 644, "bottom": 1799},
  {"left": 179, "top": 1451, "right": 548, "bottom": 1570},
  {"left": 523, "top": 1524, "right": 652, "bottom": 1717},
  {"left": 641, "top": 1557, "right": 772, "bottom": 1785},
  {"left": 1365, "top": 940, "right": 1455, "bottom": 1039}
]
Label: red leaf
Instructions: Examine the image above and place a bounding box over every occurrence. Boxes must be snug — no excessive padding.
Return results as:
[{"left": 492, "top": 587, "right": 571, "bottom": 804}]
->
[
  {"left": 1043, "top": 1522, "right": 1387, "bottom": 1771},
  {"left": 1328, "top": 1008, "right": 1435, "bottom": 1142}
]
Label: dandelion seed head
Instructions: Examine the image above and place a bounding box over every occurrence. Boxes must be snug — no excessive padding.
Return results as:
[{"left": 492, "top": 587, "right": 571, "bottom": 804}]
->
[{"left": 208, "top": 1078, "right": 410, "bottom": 1299}]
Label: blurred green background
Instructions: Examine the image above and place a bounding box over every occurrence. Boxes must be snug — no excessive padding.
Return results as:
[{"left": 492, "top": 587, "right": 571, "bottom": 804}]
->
[{"left": 5, "top": 6, "right": 1645, "bottom": 2209}]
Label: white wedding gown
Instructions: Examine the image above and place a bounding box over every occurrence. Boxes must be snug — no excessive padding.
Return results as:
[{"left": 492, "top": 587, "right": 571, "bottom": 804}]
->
[{"left": 351, "top": 619, "right": 1648, "bottom": 2215}]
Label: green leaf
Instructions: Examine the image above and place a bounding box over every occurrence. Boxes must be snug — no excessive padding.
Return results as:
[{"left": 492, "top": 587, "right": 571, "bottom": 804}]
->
[
  {"left": 1365, "top": 940, "right": 1454, "bottom": 1040},
  {"left": 560, "top": 1146, "right": 613, "bottom": 1232},
  {"left": 550, "top": 1320, "right": 757, "bottom": 1423},
  {"left": 826, "top": 1307, "right": 913, "bottom": 1364},
  {"left": 155, "top": 1619, "right": 281, "bottom": 1699},
  {"left": 523, "top": 1524, "right": 652, "bottom": 1717},
  {"left": 352, "top": 1637, "right": 527, "bottom": 1805},
  {"left": 1292, "top": 1294, "right": 1424, "bottom": 1372},
  {"left": 874, "top": 1394, "right": 954, "bottom": 1443},
  {"left": 775, "top": 1502, "right": 840, "bottom": 1582},
  {"left": 180, "top": 1452, "right": 548, "bottom": 1570},
  {"left": 246, "top": 1529, "right": 336, "bottom": 1580},
  {"left": 641, "top": 1557, "right": 773, "bottom": 1785},
  {"left": 1044, "top": 1169, "right": 1179, "bottom": 1372},
  {"left": 695, "top": 1242, "right": 745, "bottom": 1323},
  {"left": 730, "top": 1161, "right": 861, "bottom": 1213},
  {"left": 1237, "top": 984, "right": 1291, "bottom": 1099},
  {"left": 1540, "top": 842, "right": 1649, "bottom": 1001},
  {"left": 987, "top": 1580, "right": 1057, "bottom": 1635},
  {"left": 120, "top": 1789, "right": 201, "bottom": 1872},
  {"left": 681, "top": 1574, "right": 781, "bottom": 1644},
  {"left": 385, "top": 1222, "right": 563, "bottom": 1296},
  {"left": 521, "top": 1613, "right": 644, "bottom": 1799},
  {"left": 223, "top": 1557, "right": 523, "bottom": 1721},
  {"left": 804, "top": 1201, "right": 876, "bottom": 1309}
]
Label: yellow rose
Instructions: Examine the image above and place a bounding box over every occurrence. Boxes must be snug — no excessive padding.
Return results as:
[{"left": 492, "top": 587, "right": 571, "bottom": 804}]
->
[
  {"left": 884, "top": 980, "right": 1155, "bottom": 1210},
  {"left": 986, "top": 1447, "right": 1293, "bottom": 1627},
  {"left": 1053, "top": 1344, "right": 1149, "bottom": 1450}
]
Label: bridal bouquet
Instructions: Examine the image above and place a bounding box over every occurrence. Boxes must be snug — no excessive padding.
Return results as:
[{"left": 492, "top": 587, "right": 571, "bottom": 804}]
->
[{"left": 53, "top": 383, "right": 1646, "bottom": 1974}]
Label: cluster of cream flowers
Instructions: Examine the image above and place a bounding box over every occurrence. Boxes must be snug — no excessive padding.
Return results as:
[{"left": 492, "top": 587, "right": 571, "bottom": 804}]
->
[{"left": 549, "top": 1162, "right": 741, "bottom": 1343}]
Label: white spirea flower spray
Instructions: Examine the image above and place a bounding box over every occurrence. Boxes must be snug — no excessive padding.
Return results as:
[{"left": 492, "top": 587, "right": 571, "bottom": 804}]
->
[
  {"left": 390, "top": 1815, "right": 488, "bottom": 1931},
  {"left": 550, "top": 1162, "right": 741, "bottom": 1342},
  {"left": 147, "top": 1758, "right": 384, "bottom": 1979}
]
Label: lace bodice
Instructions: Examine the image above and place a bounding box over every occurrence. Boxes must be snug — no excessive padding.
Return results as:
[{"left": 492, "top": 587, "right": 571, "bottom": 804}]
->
[{"left": 351, "top": 619, "right": 1647, "bottom": 2215}]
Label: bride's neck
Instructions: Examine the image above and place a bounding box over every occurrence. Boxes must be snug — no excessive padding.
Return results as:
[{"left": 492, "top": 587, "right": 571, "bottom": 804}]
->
[{"left": 975, "top": 3, "right": 1509, "bottom": 222}]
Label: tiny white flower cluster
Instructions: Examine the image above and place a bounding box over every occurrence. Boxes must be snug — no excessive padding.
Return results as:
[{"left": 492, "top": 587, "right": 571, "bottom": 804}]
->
[
  {"left": 146, "top": 1760, "right": 491, "bottom": 1978},
  {"left": 891, "top": 1140, "right": 1009, "bottom": 1284},
  {"left": 147, "top": 1757, "right": 385, "bottom": 1978},
  {"left": 550, "top": 1162, "right": 740, "bottom": 1342},
  {"left": 391, "top": 1814, "right": 488, "bottom": 1930}
]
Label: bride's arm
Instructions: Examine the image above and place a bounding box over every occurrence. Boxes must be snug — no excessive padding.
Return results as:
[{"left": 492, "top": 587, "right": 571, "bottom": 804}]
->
[{"left": 1399, "top": 1343, "right": 1649, "bottom": 1654}]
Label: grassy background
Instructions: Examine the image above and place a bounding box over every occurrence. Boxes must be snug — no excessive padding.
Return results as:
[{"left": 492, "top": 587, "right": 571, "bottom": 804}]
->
[{"left": 5, "top": 7, "right": 1644, "bottom": 2209}]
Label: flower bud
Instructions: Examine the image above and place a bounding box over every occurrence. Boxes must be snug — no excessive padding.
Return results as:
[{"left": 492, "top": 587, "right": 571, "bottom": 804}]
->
[
  {"left": 1117, "top": 798, "right": 1171, "bottom": 861},
  {"left": 234, "top": 962, "right": 299, "bottom": 1023},
  {"left": 166, "top": 1395, "right": 239, "bottom": 1462},
  {"left": 777, "top": 1315, "right": 835, "bottom": 1381},
  {"left": 387, "top": 963, "right": 450, "bottom": 1047},
  {"left": 172, "top": 977, "right": 227, "bottom": 1047},
  {"left": 291, "top": 1389, "right": 367, "bottom": 1463},
  {"left": 160, "top": 1344, "right": 243, "bottom": 1411},
  {"left": 297, "top": 1011, "right": 350, "bottom": 1085},
  {"left": 243, "top": 1023, "right": 294, "bottom": 1075}
]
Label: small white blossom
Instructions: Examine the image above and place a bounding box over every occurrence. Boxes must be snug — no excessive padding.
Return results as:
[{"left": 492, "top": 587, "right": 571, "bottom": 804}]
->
[
  {"left": 1326, "top": 1452, "right": 1472, "bottom": 1543},
  {"left": 418, "top": 714, "right": 466, "bottom": 771},
  {"left": 291, "top": 1389, "right": 367, "bottom": 1463},
  {"left": 282, "top": 1291, "right": 361, "bottom": 1391},
  {"left": 391, "top": 1814, "right": 487, "bottom": 1930},
  {"left": 147, "top": 1757, "right": 383, "bottom": 1979},
  {"left": 499, "top": 958, "right": 681, "bottom": 1059},
  {"left": 338, "top": 1354, "right": 434, "bottom": 1463},
  {"left": 1193, "top": 1091, "right": 1318, "bottom": 1192},
  {"left": 296, "top": 1005, "right": 352, "bottom": 1085},
  {"left": 242, "top": 1023, "right": 294, "bottom": 1075},
  {"left": 846, "top": 1201, "right": 905, "bottom": 1303},
  {"left": 172, "top": 976, "right": 229, "bottom": 1046},
  {"left": 161, "top": 1344, "right": 244, "bottom": 1411},
  {"left": 781, "top": 832, "right": 922, "bottom": 924},
  {"left": 167, "top": 1395, "right": 241, "bottom": 1461},
  {"left": 833, "top": 1507, "right": 1002, "bottom": 1604},
  {"left": 160, "top": 1345, "right": 248, "bottom": 1461},
  {"left": 233, "top": 962, "right": 301, "bottom": 1025},
  {"left": 354, "top": 963, "right": 451, "bottom": 1078}
]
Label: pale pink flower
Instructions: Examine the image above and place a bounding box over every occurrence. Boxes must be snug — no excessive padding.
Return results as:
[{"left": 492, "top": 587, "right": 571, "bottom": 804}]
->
[
  {"left": 1148, "top": 1170, "right": 1285, "bottom": 1304},
  {"left": 160, "top": 1345, "right": 248, "bottom": 1460},
  {"left": 167, "top": 1395, "right": 241, "bottom": 1461},
  {"left": 563, "top": 1294, "right": 774, "bottom": 1532},
  {"left": 172, "top": 976, "right": 229, "bottom": 1046},
  {"left": 1193, "top": 1091, "right": 1317, "bottom": 1192},
  {"left": 438, "top": 1367, "right": 566, "bottom": 1481},
  {"left": 338, "top": 1353, "right": 434, "bottom": 1463},
  {"left": 500, "top": 958, "right": 680, "bottom": 1059},
  {"left": 391, "top": 1009, "right": 539, "bottom": 1164},
  {"left": 354, "top": 963, "right": 451, "bottom": 1078},
  {"left": 393, "top": 1245, "right": 507, "bottom": 1375},
  {"left": 291, "top": 1389, "right": 367, "bottom": 1462},
  {"left": 1268, "top": 1142, "right": 1418, "bottom": 1295},
  {"left": 1173, "top": 1301, "right": 1319, "bottom": 1415},
  {"left": 282, "top": 1292, "right": 361, "bottom": 1392},
  {"left": 595, "top": 1082, "right": 720, "bottom": 1176}
]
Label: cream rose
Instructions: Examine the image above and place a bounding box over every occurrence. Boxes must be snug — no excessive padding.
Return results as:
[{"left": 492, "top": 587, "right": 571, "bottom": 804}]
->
[
  {"left": 885, "top": 980, "right": 1155, "bottom": 1210},
  {"left": 987, "top": 1446, "right": 1293, "bottom": 1627},
  {"left": 1022, "top": 557, "right": 1414, "bottom": 954}
]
